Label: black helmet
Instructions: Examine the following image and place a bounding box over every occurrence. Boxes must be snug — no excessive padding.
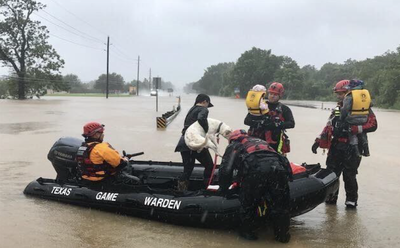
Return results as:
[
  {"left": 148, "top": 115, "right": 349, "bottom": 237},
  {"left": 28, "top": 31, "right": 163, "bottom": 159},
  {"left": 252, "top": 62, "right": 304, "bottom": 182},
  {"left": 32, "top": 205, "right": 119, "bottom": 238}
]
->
[{"left": 194, "top": 94, "right": 214, "bottom": 107}]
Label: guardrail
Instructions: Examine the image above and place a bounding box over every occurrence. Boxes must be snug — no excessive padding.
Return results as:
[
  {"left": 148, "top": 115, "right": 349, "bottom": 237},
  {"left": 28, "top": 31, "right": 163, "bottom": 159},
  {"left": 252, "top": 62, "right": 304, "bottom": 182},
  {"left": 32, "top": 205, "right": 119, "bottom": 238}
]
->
[{"left": 156, "top": 96, "right": 181, "bottom": 129}]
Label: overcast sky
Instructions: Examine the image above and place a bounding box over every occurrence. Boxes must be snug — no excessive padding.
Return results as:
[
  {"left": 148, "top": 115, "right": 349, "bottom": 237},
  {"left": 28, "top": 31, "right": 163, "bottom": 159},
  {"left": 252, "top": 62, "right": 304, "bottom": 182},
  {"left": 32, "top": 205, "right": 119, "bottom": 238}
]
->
[{"left": 2, "top": 0, "right": 400, "bottom": 88}]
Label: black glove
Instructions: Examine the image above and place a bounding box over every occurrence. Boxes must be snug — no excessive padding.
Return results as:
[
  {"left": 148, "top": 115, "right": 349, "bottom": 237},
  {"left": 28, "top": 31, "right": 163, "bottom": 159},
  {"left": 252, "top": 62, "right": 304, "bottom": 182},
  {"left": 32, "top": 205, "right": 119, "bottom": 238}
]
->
[{"left": 311, "top": 142, "right": 319, "bottom": 154}]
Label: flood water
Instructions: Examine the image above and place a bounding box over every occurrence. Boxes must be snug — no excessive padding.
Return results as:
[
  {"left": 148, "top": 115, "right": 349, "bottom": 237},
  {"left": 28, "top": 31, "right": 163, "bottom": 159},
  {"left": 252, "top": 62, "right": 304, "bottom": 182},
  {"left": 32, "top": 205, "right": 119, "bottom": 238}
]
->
[{"left": 0, "top": 95, "right": 399, "bottom": 248}]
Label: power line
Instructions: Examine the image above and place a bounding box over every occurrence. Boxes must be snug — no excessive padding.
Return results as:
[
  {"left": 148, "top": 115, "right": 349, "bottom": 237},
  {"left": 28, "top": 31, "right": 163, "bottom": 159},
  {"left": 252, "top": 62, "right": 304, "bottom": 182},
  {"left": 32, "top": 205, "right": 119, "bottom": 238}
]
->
[
  {"left": 33, "top": 12, "right": 105, "bottom": 45},
  {"left": 46, "top": 0, "right": 142, "bottom": 67},
  {"left": 49, "top": 33, "right": 105, "bottom": 51},
  {"left": 111, "top": 44, "right": 138, "bottom": 62},
  {"left": 110, "top": 50, "right": 138, "bottom": 64},
  {"left": 49, "top": 0, "right": 109, "bottom": 37},
  {"left": 41, "top": 9, "right": 105, "bottom": 44}
]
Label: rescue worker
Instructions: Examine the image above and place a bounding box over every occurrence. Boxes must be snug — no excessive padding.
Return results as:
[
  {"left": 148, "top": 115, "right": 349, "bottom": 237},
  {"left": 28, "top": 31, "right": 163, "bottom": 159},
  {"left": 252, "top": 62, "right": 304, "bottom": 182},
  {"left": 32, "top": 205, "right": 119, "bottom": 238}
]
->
[
  {"left": 312, "top": 80, "right": 377, "bottom": 208},
  {"left": 175, "top": 94, "right": 214, "bottom": 191},
  {"left": 218, "top": 129, "right": 291, "bottom": 243},
  {"left": 340, "top": 79, "right": 371, "bottom": 157},
  {"left": 244, "top": 82, "right": 295, "bottom": 154},
  {"left": 76, "top": 122, "right": 130, "bottom": 187}
]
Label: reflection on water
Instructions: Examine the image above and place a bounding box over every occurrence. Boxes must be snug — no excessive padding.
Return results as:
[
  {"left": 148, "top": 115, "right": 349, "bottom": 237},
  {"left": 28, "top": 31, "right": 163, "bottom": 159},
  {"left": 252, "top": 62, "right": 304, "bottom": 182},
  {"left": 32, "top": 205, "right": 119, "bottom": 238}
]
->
[
  {"left": 44, "top": 111, "right": 65, "bottom": 115},
  {"left": 0, "top": 96, "right": 400, "bottom": 248},
  {"left": 0, "top": 122, "right": 55, "bottom": 135}
]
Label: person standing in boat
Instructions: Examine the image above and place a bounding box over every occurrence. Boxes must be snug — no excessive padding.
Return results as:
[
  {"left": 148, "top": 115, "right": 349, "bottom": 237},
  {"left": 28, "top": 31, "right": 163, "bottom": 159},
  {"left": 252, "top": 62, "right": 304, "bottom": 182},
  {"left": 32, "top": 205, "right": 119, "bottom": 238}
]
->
[
  {"left": 76, "top": 122, "right": 129, "bottom": 187},
  {"left": 218, "top": 129, "right": 292, "bottom": 243},
  {"left": 311, "top": 79, "right": 378, "bottom": 208},
  {"left": 175, "top": 94, "right": 214, "bottom": 191},
  {"left": 244, "top": 82, "right": 294, "bottom": 155}
]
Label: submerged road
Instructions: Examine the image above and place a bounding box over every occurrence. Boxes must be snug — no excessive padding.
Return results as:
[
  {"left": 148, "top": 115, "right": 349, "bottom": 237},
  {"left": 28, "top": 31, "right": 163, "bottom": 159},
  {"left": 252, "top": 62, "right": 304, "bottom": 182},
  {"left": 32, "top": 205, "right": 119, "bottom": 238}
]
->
[{"left": 0, "top": 95, "right": 399, "bottom": 248}]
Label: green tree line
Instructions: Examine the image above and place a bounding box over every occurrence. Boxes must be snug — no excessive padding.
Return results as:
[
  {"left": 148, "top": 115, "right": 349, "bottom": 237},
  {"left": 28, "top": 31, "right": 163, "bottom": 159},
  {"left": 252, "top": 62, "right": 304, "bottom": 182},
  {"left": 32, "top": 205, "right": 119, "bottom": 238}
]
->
[{"left": 188, "top": 46, "right": 400, "bottom": 109}]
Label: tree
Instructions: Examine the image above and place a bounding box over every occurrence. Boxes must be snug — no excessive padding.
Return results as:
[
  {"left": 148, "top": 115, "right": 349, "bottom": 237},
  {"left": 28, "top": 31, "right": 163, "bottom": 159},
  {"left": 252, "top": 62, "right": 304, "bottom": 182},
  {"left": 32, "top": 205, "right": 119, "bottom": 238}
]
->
[
  {"left": 231, "top": 47, "right": 282, "bottom": 97},
  {"left": 273, "top": 57, "right": 303, "bottom": 99},
  {"left": 193, "top": 62, "right": 234, "bottom": 95},
  {"left": 94, "top": 73, "right": 125, "bottom": 93},
  {"left": 183, "top": 82, "right": 196, "bottom": 94},
  {"left": 63, "top": 74, "right": 89, "bottom": 93},
  {"left": 0, "top": 0, "right": 65, "bottom": 99},
  {"left": 0, "top": 77, "right": 9, "bottom": 97},
  {"left": 160, "top": 80, "right": 175, "bottom": 91}
]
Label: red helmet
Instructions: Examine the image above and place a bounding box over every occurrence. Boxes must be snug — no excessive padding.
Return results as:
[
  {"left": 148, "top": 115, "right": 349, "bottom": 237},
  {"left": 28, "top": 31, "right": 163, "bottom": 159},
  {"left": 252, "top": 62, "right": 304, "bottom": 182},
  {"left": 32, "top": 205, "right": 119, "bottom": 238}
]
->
[
  {"left": 333, "top": 80, "right": 350, "bottom": 93},
  {"left": 268, "top": 82, "right": 284, "bottom": 97},
  {"left": 229, "top": 129, "right": 247, "bottom": 142},
  {"left": 82, "top": 122, "right": 104, "bottom": 137}
]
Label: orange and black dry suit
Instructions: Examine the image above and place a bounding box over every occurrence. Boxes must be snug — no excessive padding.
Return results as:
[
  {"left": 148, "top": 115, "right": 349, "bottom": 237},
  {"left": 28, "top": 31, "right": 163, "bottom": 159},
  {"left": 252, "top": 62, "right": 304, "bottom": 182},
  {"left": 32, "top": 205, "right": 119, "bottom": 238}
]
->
[
  {"left": 244, "top": 102, "right": 294, "bottom": 154},
  {"left": 318, "top": 102, "right": 377, "bottom": 203},
  {"left": 76, "top": 141, "right": 123, "bottom": 182},
  {"left": 218, "top": 134, "right": 291, "bottom": 241}
]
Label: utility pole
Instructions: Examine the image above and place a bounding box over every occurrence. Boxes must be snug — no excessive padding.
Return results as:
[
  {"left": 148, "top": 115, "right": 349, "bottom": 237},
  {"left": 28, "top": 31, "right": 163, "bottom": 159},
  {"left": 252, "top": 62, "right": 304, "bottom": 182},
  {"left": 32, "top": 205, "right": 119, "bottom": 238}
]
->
[
  {"left": 149, "top": 68, "right": 152, "bottom": 90},
  {"left": 136, "top": 55, "right": 140, "bottom": 96},
  {"left": 106, "top": 36, "right": 110, "bottom": 99}
]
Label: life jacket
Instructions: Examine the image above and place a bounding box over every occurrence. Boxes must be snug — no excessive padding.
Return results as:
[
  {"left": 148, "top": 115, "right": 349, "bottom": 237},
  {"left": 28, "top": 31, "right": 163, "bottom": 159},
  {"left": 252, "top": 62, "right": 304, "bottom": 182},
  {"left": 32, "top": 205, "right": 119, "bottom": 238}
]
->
[
  {"left": 347, "top": 89, "right": 371, "bottom": 116},
  {"left": 76, "top": 142, "right": 117, "bottom": 181},
  {"left": 232, "top": 134, "right": 293, "bottom": 180},
  {"left": 264, "top": 103, "right": 290, "bottom": 154},
  {"left": 236, "top": 135, "right": 277, "bottom": 155},
  {"left": 246, "top": 90, "right": 269, "bottom": 116}
]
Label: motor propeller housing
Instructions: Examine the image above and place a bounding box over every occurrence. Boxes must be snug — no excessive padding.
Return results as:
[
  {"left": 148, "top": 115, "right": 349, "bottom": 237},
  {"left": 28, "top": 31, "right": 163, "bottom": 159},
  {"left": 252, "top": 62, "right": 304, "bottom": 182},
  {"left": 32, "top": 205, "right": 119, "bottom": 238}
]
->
[{"left": 47, "top": 137, "right": 82, "bottom": 183}]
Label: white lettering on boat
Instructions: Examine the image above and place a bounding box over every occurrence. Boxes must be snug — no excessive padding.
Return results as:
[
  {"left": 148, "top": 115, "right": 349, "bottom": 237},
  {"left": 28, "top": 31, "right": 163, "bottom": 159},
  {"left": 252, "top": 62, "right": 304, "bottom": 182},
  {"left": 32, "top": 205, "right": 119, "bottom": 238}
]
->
[
  {"left": 51, "top": 186, "right": 72, "bottom": 196},
  {"left": 144, "top": 197, "right": 181, "bottom": 210},
  {"left": 95, "top": 192, "right": 119, "bottom": 202}
]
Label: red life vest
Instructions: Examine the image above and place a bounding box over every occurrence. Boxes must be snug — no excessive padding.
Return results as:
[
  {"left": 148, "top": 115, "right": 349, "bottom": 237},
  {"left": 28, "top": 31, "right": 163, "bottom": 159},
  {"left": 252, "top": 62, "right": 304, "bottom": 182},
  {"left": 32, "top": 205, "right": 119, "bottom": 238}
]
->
[
  {"left": 264, "top": 104, "right": 285, "bottom": 145},
  {"left": 76, "top": 142, "right": 117, "bottom": 180},
  {"left": 234, "top": 135, "right": 277, "bottom": 155},
  {"left": 233, "top": 134, "right": 293, "bottom": 178}
]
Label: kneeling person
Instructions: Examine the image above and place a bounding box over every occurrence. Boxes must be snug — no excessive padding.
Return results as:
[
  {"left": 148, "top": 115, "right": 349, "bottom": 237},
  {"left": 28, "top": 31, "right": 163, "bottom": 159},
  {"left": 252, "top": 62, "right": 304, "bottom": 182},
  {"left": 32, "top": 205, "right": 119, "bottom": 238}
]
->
[{"left": 218, "top": 129, "right": 292, "bottom": 243}]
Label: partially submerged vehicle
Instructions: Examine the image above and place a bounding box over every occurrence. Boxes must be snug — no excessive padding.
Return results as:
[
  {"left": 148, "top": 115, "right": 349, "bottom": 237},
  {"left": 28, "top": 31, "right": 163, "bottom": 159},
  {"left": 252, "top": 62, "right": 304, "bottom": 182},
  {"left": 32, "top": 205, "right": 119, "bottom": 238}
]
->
[{"left": 24, "top": 137, "right": 339, "bottom": 227}]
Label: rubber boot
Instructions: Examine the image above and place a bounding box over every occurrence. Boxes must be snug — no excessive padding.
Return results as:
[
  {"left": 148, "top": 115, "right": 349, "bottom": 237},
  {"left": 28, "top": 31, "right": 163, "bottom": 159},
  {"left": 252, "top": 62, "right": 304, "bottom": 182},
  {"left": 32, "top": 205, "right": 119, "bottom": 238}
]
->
[
  {"left": 345, "top": 201, "right": 358, "bottom": 209},
  {"left": 275, "top": 232, "right": 291, "bottom": 243},
  {"left": 177, "top": 180, "right": 189, "bottom": 191},
  {"left": 273, "top": 214, "right": 291, "bottom": 243},
  {"left": 325, "top": 192, "right": 338, "bottom": 205}
]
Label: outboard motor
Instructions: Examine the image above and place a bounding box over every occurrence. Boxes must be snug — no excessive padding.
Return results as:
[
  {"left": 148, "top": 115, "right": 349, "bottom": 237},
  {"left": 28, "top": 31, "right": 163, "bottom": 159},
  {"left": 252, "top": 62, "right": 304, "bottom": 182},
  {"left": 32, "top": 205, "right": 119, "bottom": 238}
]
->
[{"left": 47, "top": 137, "right": 83, "bottom": 183}]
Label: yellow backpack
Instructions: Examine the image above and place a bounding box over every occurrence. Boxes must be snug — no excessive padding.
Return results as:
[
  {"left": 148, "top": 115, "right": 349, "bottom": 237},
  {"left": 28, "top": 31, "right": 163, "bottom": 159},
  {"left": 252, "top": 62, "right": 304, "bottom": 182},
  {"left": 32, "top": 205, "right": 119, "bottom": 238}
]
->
[
  {"left": 348, "top": 89, "right": 371, "bottom": 115},
  {"left": 245, "top": 90, "right": 269, "bottom": 115}
]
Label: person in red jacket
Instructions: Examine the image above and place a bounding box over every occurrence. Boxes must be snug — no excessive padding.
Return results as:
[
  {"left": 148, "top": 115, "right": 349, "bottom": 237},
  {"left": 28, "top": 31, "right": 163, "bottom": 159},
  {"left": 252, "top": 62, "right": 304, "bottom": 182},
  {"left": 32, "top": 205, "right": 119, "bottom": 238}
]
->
[
  {"left": 311, "top": 80, "right": 378, "bottom": 208},
  {"left": 244, "top": 82, "right": 294, "bottom": 154}
]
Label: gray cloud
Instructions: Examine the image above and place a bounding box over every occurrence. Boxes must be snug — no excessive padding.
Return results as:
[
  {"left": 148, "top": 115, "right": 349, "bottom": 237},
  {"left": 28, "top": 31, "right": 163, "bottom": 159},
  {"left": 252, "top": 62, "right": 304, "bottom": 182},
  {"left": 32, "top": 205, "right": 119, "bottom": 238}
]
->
[{"left": 2, "top": 0, "right": 400, "bottom": 88}]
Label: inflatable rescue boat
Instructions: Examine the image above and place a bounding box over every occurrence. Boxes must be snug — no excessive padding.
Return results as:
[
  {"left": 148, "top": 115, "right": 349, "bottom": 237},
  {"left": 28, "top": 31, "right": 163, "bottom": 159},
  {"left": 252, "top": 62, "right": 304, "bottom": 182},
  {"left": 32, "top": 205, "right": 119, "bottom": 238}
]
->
[{"left": 24, "top": 137, "right": 339, "bottom": 227}]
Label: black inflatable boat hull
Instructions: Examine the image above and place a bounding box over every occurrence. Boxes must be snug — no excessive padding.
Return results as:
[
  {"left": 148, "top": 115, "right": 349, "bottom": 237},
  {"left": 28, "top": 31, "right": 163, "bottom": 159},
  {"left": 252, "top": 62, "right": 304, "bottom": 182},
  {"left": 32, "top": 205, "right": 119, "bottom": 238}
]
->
[{"left": 24, "top": 162, "right": 338, "bottom": 227}]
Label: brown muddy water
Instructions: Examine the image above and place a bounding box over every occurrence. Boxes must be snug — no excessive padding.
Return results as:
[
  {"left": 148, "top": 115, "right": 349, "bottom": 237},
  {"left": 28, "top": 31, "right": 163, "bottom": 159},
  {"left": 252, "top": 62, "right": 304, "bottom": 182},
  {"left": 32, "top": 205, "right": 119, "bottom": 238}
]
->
[{"left": 0, "top": 95, "right": 399, "bottom": 248}]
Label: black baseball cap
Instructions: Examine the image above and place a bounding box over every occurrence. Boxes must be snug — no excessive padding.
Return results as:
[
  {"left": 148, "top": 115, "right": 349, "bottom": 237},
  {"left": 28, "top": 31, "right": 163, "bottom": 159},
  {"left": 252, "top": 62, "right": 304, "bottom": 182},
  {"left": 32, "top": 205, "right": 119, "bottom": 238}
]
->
[{"left": 194, "top": 94, "right": 214, "bottom": 107}]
